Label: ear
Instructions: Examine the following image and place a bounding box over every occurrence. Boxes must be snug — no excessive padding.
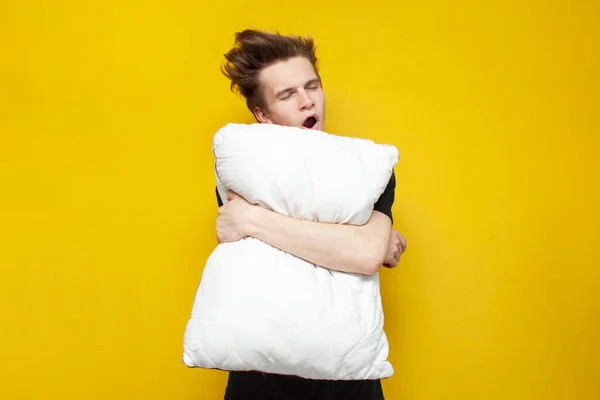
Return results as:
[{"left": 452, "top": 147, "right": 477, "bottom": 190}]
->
[{"left": 253, "top": 107, "right": 272, "bottom": 124}]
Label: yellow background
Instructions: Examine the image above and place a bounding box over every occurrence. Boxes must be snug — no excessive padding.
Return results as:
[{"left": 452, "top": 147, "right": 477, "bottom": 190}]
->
[{"left": 1, "top": 1, "right": 598, "bottom": 399}]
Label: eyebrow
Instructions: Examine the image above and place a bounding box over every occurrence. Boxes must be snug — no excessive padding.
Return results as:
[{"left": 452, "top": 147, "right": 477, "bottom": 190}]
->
[{"left": 274, "top": 78, "right": 321, "bottom": 99}]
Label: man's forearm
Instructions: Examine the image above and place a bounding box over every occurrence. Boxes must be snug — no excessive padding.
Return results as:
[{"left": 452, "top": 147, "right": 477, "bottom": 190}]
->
[{"left": 245, "top": 206, "right": 392, "bottom": 275}]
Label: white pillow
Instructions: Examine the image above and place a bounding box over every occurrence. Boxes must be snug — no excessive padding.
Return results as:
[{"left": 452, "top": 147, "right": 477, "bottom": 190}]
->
[{"left": 182, "top": 123, "right": 399, "bottom": 380}]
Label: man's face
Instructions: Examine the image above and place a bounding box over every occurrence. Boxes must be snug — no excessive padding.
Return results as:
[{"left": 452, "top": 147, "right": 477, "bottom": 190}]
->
[{"left": 254, "top": 56, "right": 326, "bottom": 131}]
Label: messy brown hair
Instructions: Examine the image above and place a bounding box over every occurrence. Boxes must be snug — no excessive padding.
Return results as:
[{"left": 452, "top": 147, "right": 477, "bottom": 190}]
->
[{"left": 221, "top": 29, "right": 320, "bottom": 114}]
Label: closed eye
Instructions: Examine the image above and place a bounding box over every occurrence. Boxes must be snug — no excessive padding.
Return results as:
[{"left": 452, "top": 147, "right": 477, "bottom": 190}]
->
[
  {"left": 275, "top": 88, "right": 296, "bottom": 100},
  {"left": 305, "top": 80, "right": 321, "bottom": 90}
]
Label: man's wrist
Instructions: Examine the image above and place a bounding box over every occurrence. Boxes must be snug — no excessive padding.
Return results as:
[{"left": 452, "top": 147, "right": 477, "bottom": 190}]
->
[{"left": 243, "top": 204, "right": 265, "bottom": 239}]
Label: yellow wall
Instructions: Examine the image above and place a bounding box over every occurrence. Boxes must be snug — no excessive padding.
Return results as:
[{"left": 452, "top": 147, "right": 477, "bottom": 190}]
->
[{"left": 1, "top": 1, "right": 598, "bottom": 399}]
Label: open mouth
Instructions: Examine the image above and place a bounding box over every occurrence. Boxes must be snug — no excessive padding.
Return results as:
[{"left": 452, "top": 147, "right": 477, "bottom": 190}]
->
[{"left": 302, "top": 116, "right": 318, "bottom": 129}]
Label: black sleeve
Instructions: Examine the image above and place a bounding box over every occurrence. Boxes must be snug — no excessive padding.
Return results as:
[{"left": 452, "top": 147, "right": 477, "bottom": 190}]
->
[
  {"left": 373, "top": 171, "right": 396, "bottom": 224},
  {"left": 216, "top": 186, "right": 223, "bottom": 207}
]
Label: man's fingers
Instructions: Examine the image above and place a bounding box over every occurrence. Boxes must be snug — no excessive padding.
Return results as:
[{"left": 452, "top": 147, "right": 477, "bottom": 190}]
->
[
  {"left": 398, "top": 234, "right": 407, "bottom": 251},
  {"left": 227, "top": 190, "right": 243, "bottom": 200}
]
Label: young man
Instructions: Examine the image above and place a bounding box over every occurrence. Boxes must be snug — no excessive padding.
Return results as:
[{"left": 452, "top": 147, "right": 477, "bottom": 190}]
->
[{"left": 215, "top": 29, "right": 407, "bottom": 400}]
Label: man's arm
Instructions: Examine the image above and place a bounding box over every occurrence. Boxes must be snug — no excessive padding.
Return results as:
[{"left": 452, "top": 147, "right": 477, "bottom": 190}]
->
[
  {"left": 243, "top": 205, "right": 391, "bottom": 275},
  {"left": 215, "top": 172, "right": 397, "bottom": 275}
]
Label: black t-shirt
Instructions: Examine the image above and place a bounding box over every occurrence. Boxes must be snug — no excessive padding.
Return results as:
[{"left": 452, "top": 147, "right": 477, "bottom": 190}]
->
[{"left": 216, "top": 171, "right": 396, "bottom": 400}]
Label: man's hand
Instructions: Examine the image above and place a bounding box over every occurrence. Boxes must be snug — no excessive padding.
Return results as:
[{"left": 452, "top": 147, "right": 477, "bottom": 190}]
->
[
  {"left": 383, "top": 229, "right": 407, "bottom": 268},
  {"left": 216, "top": 191, "right": 255, "bottom": 243}
]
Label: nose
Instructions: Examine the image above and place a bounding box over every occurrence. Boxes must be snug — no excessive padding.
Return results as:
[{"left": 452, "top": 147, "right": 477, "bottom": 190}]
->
[{"left": 298, "top": 89, "right": 315, "bottom": 110}]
